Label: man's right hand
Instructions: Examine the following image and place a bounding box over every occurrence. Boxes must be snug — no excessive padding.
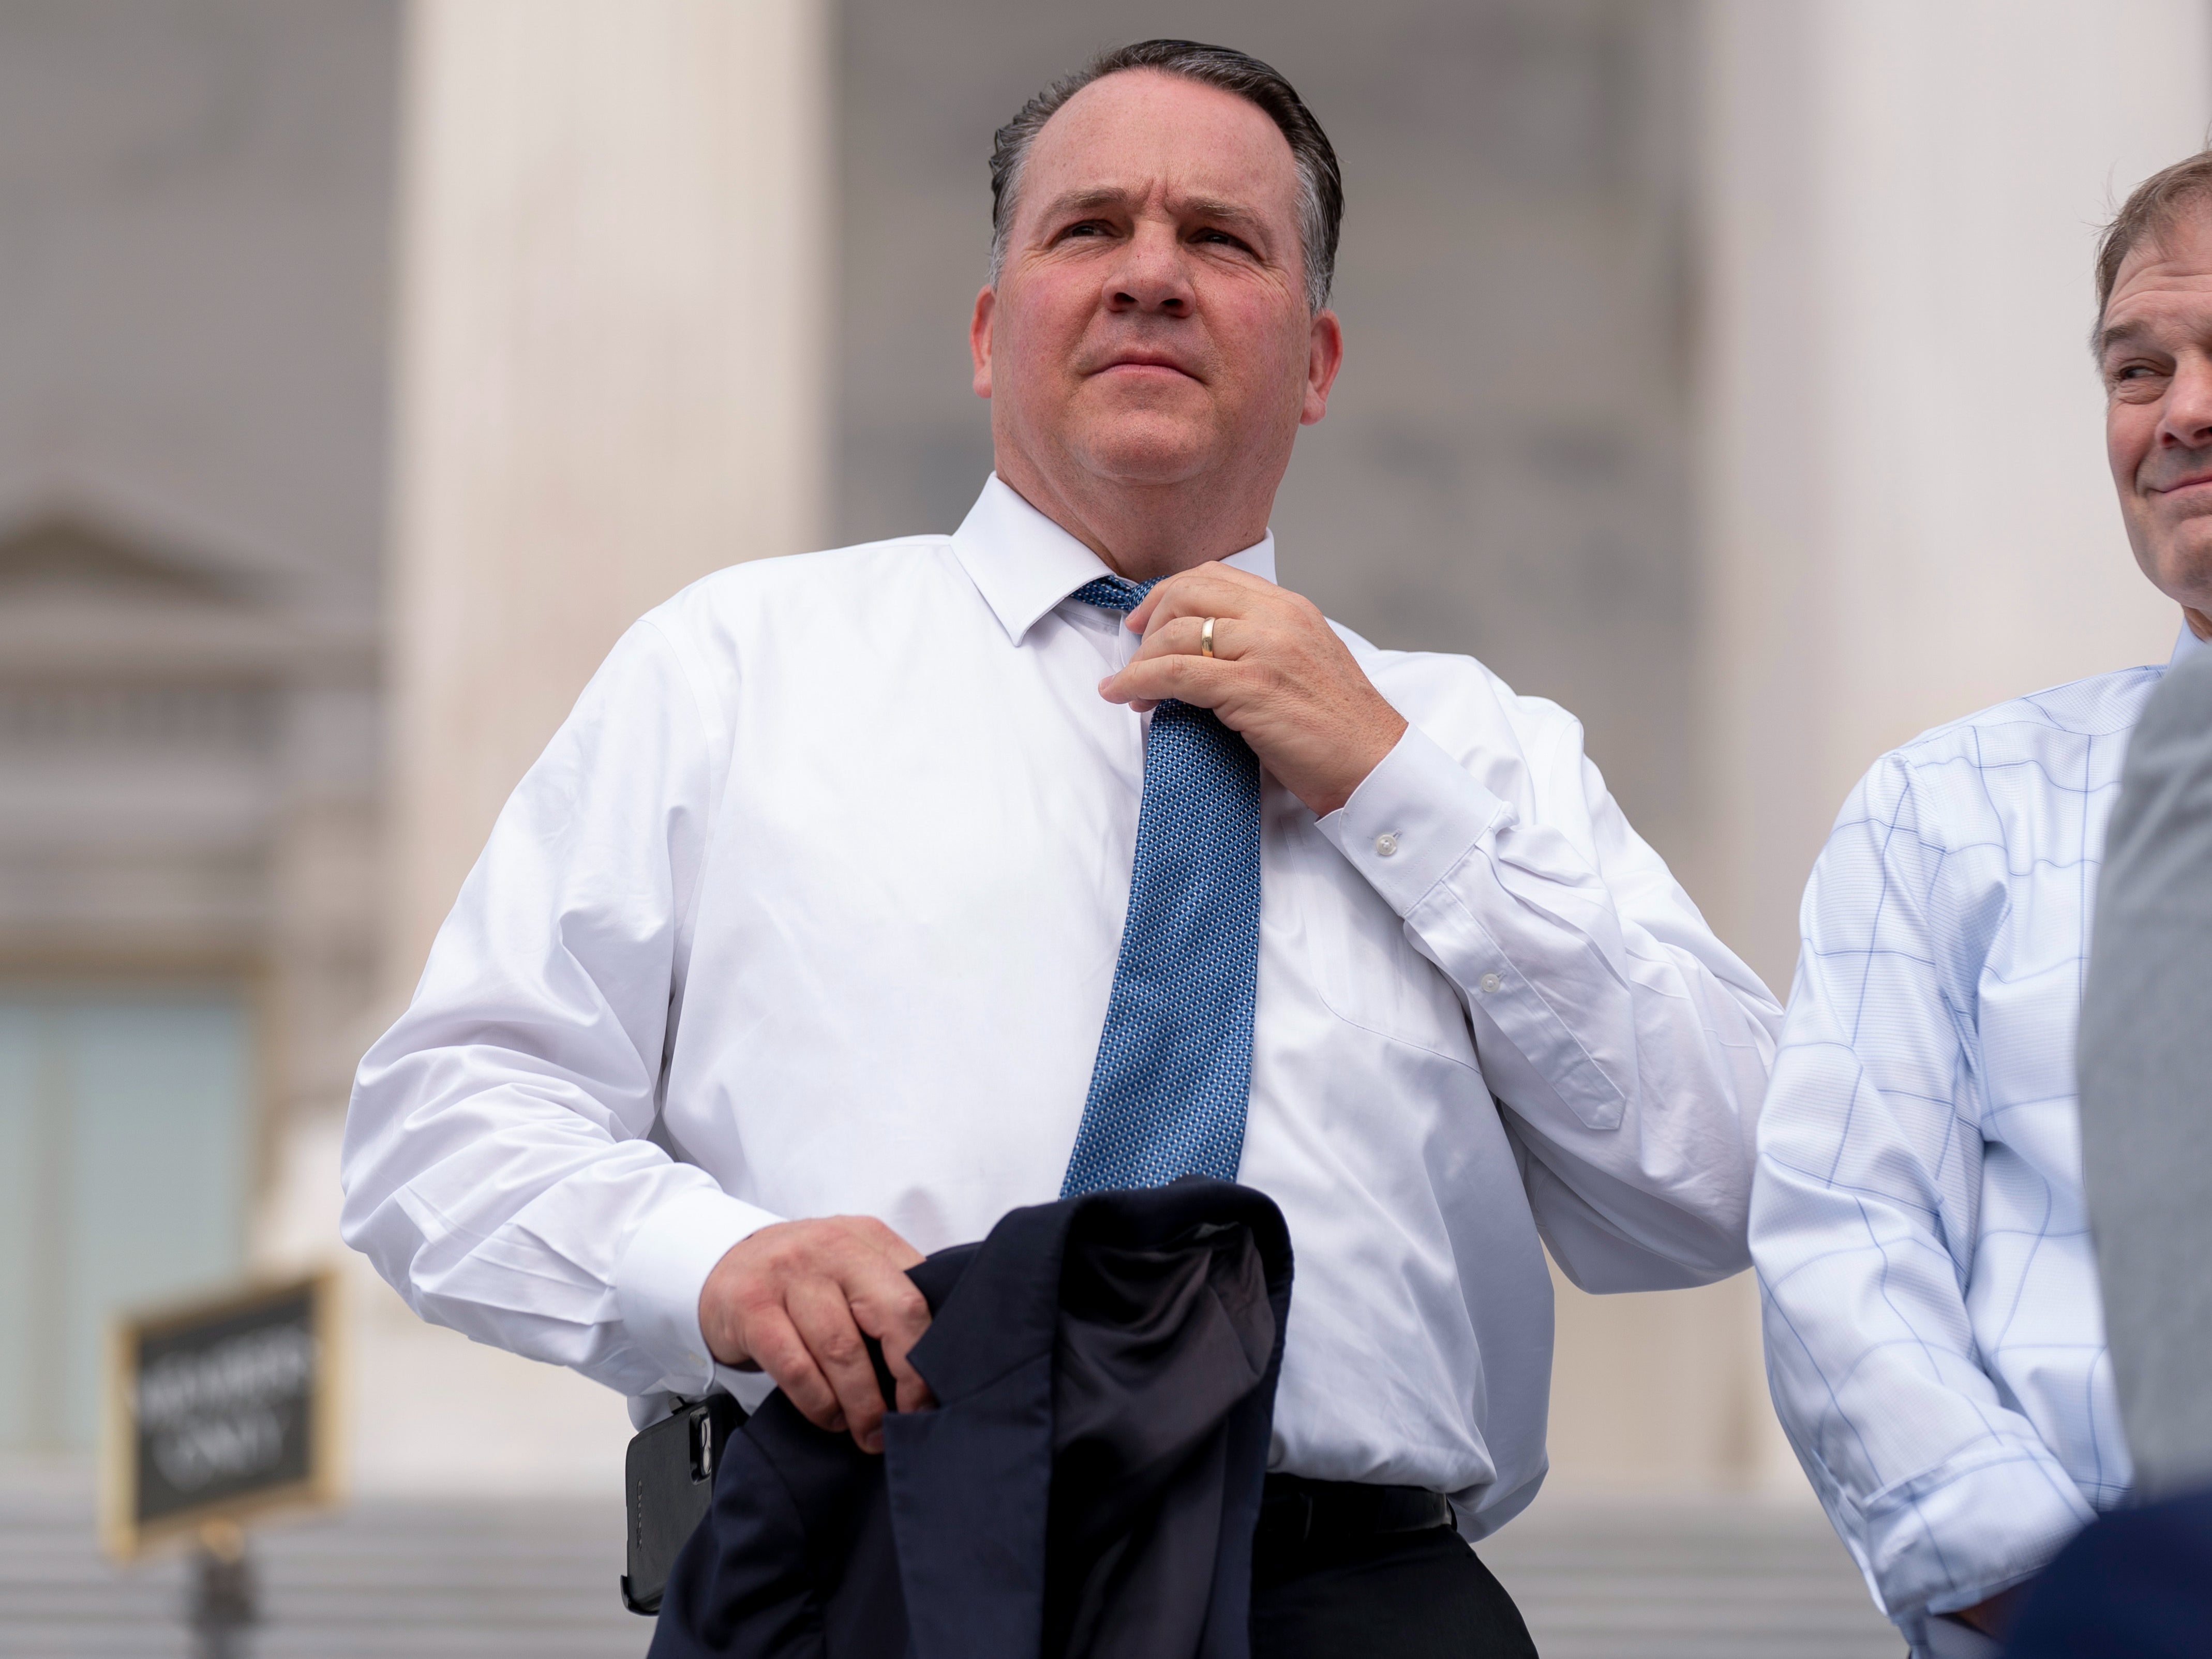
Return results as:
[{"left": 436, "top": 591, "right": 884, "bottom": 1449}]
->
[{"left": 697, "top": 1216, "right": 935, "bottom": 1453}]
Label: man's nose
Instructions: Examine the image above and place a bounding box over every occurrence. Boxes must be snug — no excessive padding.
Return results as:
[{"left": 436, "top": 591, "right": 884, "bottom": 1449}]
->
[
  {"left": 1104, "top": 223, "right": 1192, "bottom": 316},
  {"left": 2161, "top": 354, "right": 2212, "bottom": 449}
]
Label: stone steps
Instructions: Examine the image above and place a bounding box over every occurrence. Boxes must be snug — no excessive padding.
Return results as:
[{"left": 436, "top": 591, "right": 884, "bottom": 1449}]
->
[
  {"left": 1481, "top": 1499, "right": 1903, "bottom": 1658},
  {"left": 1, "top": 1481, "right": 1900, "bottom": 1658},
  {"left": 0, "top": 1486, "right": 648, "bottom": 1659}
]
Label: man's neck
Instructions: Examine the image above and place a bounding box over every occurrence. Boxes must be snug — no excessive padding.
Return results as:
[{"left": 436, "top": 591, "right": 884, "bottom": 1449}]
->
[
  {"left": 992, "top": 451, "right": 1274, "bottom": 583},
  {"left": 2186, "top": 603, "right": 2212, "bottom": 643}
]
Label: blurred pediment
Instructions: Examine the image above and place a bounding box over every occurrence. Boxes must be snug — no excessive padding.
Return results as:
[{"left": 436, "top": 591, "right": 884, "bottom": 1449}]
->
[
  {"left": 0, "top": 511, "right": 260, "bottom": 608},
  {"left": 0, "top": 503, "right": 370, "bottom": 685}
]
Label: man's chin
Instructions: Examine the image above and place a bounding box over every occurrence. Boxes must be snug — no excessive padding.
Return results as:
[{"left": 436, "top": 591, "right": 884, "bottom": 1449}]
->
[
  {"left": 1070, "top": 418, "right": 1223, "bottom": 488},
  {"left": 2139, "top": 517, "right": 2212, "bottom": 614}
]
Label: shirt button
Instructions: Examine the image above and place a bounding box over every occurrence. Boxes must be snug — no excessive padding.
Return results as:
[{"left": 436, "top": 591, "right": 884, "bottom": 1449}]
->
[
  {"left": 1373, "top": 832, "right": 1399, "bottom": 857},
  {"left": 1479, "top": 973, "right": 1503, "bottom": 994}
]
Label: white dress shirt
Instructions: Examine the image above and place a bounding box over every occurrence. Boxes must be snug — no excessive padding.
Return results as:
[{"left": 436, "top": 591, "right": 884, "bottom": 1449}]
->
[
  {"left": 343, "top": 476, "right": 1781, "bottom": 1534},
  {"left": 1752, "top": 630, "right": 2200, "bottom": 1651}
]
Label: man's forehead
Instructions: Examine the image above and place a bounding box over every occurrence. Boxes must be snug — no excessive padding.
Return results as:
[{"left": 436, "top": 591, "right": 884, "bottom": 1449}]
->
[
  {"left": 1033, "top": 182, "right": 1269, "bottom": 227},
  {"left": 2108, "top": 206, "right": 2212, "bottom": 324},
  {"left": 1019, "top": 71, "right": 1297, "bottom": 213}
]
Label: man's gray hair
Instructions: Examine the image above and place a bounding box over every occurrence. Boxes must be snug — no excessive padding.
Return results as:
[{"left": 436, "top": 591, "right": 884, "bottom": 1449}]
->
[
  {"left": 988, "top": 40, "right": 1344, "bottom": 316},
  {"left": 2094, "top": 148, "right": 2212, "bottom": 347}
]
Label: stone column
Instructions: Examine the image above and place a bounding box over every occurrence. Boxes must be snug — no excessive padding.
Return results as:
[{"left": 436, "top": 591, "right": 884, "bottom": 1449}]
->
[
  {"left": 1548, "top": 0, "right": 2209, "bottom": 1498},
  {"left": 338, "top": 0, "right": 829, "bottom": 1492},
  {"left": 390, "top": 0, "right": 831, "bottom": 980},
  {"left": 1696, "top": 0, "right": 2205, "bottom": 994},
  {"left": 1554, "top": 0, "right": 2212, "bottom": 1498}
]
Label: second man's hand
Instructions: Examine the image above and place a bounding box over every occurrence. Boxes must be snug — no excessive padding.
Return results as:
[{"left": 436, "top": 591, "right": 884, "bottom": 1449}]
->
[
  {"left": 1099, "top": 564, "right": 1408, "bottom": 817},
  {"left": 697, "top": 1215, "right": 936, "bottom": 1454}
]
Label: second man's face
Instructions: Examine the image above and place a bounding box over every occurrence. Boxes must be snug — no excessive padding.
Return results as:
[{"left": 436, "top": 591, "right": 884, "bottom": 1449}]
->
[
  {"left": 972, "top": 70, "right": 1337, "bottom": 504},
  {"left": 2101, "top": 205, "right": 2212, "bottom": 627}
]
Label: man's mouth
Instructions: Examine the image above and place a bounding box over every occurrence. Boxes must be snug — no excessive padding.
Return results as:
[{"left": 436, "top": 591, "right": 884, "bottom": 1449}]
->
[{"left": 1092, "top": 352, "right": 1200, "bottom": 382}]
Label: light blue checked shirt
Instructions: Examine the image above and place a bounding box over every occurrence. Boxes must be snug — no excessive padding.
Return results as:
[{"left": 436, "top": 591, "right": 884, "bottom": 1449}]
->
[{"left": 1753, "top": 626, "right": 2205, "bottom": 1652}]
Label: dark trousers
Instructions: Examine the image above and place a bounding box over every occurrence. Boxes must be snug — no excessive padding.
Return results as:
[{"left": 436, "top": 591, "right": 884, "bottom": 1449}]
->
[{"left": 1250, "top": 1524, "right": 1539, "bottom": 1658}]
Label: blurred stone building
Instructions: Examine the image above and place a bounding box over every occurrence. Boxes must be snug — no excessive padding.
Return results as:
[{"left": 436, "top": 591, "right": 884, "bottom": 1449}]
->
[
  {"left": 0, "top": 0, "right": 393, "bottom": 1456},
  {"left": 0, "top": 0, "right": 2196, "bottom": 1526}
]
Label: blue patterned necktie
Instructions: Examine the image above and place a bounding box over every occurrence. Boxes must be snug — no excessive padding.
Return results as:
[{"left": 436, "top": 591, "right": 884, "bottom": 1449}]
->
[{"left": 1059, "top": 575, "right": 1262, "bottom": 1197}]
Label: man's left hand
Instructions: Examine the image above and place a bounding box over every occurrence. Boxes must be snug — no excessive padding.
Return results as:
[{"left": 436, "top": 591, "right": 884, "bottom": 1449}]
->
[
  {"left": 1099, "top": 563, "right": 1407, "bottom": 817},
  {"left": 1951, "top": 1584, "right": 2029, "bottom": 1640}
]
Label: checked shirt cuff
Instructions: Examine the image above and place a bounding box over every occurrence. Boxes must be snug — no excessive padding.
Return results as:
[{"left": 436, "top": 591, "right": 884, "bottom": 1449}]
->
[{"left": 1860, "top": 1440, "right": 2096, "bottom": 1618}]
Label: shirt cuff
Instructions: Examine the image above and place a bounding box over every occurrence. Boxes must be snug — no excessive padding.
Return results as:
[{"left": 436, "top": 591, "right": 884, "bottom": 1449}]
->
[
  {"left": 612, "top": 1180, "right": 782, "bottom": 1396},
  {"left": 1314, "top": 721, "right": 1508, "bottom": 918},
  {"left": 1860, "top": 1440, "right": 2096, "bottom": 1618}
]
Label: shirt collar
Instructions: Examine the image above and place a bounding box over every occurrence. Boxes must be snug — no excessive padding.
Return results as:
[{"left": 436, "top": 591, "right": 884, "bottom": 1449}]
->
[
  {"left": 951, "top": 473, "right": 1278, "bottom": 645},
  {"left": 2173, "top": 619, "right": 2209, "bottom": 665}
]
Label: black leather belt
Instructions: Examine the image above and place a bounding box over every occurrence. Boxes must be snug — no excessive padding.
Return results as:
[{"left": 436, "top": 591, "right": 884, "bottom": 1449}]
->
[{"left": 1254, "top": 1474, "right": 1454, "bottom": 1551}]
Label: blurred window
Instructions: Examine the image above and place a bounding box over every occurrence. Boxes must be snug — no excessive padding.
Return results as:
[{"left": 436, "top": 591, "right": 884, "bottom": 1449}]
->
[{"left": 0, "top": 986, "right": 252, "bottom": 1453}]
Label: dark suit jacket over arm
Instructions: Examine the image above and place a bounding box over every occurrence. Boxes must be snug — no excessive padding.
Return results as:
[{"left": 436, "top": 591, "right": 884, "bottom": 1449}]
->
[{"left": 650, "top": 1179, "right": 1294, "bottom": 1659}]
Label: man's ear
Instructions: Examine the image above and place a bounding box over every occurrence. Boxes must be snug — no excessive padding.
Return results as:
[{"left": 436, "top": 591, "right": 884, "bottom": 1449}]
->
[
  {"left": 970, "top": 287, "right": 996, "bottom": 399},
  {"left": 1301, "top": 308, "right": 1344, "bottom": 427}
]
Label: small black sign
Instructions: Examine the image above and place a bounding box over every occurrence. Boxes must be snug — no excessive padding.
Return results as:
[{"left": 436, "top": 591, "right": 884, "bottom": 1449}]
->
[{"left": 107, "top": 1273, "right": 342, "bottom": 1556}]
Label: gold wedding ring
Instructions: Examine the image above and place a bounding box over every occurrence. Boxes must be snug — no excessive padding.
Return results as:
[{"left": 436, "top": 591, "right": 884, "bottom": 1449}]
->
[{"left": 1200, "top": 616, "right": 1218, "bottom": 659}]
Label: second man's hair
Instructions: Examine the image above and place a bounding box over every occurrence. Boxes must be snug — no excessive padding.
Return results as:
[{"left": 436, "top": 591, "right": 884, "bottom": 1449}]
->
[{"left": 2094, "top": 148, "right": 2212, "bottom": 342}]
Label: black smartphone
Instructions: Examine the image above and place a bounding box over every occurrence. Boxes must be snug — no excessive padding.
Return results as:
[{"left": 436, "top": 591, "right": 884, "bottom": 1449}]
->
[{"left": 620, "top": 1393, "right": 746, "bottom": 1616}]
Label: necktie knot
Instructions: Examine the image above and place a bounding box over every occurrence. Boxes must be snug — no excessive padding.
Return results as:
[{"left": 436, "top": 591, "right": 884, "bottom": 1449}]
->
[{"left": 1070, "top": 576, "right": 1154, "bottom": 615}]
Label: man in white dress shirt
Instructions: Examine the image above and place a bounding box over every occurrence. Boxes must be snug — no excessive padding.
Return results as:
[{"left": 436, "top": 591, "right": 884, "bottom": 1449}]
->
[
  {"left": 344, "top": 40, "right": 1780, "bottom": 1651},
  {"left": 1751, "top": 149, "right": 2212, "bottom": 1658}
]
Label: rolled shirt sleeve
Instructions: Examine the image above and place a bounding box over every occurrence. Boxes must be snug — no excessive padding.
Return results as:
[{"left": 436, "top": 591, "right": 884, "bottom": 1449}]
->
[
  {"left": 341, "top": 617, "right": 780, "bottom": 1399},
  {"left": 1315, "top": 713, "right": 1782, "bottom": 1290},
  {"left": 1751, "top": 754, "right": 2096, "bottom": 1623}
]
